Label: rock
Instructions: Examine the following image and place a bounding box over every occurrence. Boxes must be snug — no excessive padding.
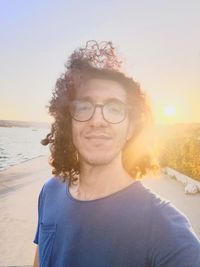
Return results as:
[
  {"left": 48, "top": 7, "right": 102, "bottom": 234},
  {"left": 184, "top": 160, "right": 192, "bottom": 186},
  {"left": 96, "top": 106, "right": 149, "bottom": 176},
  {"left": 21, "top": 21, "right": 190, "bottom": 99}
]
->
[{"left": 184, "top": 183, "right": 198, "bottom": 194}]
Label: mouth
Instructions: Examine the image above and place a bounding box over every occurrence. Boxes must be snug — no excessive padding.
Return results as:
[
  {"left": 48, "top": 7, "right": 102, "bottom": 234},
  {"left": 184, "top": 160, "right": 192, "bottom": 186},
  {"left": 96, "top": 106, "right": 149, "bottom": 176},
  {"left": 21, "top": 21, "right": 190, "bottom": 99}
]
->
[{"left": 85, "top": 135, "right": 112, "bottom": 140}]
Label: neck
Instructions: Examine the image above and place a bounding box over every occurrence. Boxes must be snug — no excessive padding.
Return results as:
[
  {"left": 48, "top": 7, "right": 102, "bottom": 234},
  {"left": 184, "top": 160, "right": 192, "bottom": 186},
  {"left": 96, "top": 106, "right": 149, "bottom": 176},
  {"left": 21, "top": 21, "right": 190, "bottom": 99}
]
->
[{"left": 69, "top": 154, "right": 134, "bottom": 200}]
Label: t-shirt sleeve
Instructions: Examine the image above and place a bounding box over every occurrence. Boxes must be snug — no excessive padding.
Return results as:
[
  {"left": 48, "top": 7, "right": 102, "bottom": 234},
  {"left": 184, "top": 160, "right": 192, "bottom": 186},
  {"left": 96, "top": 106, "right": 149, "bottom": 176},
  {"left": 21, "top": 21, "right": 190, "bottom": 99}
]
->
[
  {"left": 148, "top": 201, "right": 200, "bottom": 267},
  {"left": 33, "top": 185, "right": 45, "bottom": 244}
]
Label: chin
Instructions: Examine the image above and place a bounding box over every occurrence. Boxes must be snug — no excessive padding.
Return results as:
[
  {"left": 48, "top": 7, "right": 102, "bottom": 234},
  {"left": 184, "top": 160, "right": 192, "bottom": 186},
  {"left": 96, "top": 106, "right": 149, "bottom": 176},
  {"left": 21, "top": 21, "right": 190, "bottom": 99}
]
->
[{"left": 81, "top": 151, "right": 119, "bottom": 166}]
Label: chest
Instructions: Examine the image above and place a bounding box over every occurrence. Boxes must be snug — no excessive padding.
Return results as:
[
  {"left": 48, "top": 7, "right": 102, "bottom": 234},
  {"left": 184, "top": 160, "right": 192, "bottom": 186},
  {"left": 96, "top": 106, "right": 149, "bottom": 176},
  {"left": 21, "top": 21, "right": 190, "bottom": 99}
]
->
[{"left": 39, "top": 198, "right": 150, "bottom": 267}]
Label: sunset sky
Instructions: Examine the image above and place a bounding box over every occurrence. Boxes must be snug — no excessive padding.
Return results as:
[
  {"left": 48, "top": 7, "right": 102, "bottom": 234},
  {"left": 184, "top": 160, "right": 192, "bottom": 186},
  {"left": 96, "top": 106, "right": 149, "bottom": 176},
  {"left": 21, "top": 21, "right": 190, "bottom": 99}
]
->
[{"left": 1, "top": 0, "right": 200, "bottom": 124}]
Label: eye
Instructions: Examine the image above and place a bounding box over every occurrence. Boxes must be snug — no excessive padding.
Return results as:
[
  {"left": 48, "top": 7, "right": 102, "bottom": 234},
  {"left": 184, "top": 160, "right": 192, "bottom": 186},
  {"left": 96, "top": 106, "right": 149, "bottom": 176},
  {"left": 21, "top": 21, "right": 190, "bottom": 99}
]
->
[
  {"left": 70, "top": 100, "right": 93, "bottom": 113},
  {"left": 78, "top": 104, "right": 90, "bottom": 111},
  {"left": 106, "top": 101, "right": 125, "bottom": 114}
]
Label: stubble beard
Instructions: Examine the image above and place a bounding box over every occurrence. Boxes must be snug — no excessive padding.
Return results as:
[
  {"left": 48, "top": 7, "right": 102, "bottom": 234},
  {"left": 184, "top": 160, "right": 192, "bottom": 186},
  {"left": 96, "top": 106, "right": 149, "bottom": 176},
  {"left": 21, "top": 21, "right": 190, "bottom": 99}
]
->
[{"left": 78, "top": 144, "right": 125, "bottom": 167}]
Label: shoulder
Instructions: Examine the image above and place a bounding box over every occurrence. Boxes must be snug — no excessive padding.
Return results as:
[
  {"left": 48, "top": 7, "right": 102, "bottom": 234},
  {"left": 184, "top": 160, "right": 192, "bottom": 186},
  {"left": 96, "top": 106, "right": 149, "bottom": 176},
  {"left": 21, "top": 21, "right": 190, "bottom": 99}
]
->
[
  {"left": 37, "top": 177, "right": 68, "bottom": 215},
  {"left": 135, "top": 182, "right": 186, "bottom": 218},
  {"left": 43, "top": 176, "right": 66, "bottom": 191},
  {"left": 38, "top": 176, "right": 68, "bottom": 202},
  {"left": 131, "top": 181, "right": 170, "bottom": 212},
  {"left": 138, "top": 184, "right": 200, "bottom": 266},
  {"left": 138, "top": 182, "right": 200, "bottom": 239},
  {"left": 137, "top": 182, "right": 193, "bottom": 234}
]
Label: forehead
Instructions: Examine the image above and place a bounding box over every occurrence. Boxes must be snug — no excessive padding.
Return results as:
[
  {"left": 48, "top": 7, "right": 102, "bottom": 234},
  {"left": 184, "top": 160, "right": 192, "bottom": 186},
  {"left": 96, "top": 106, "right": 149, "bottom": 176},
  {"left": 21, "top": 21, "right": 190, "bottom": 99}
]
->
[{"left": 75, "top": 79, "right": 127, "bottom": 103}]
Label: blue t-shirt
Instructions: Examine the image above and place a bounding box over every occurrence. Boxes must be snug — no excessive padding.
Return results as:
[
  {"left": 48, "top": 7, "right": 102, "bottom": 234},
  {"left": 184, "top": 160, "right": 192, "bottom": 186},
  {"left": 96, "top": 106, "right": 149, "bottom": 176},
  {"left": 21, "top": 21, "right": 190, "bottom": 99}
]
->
[{"left": 34, "top": 177, "right": 200, "bottom": 267}]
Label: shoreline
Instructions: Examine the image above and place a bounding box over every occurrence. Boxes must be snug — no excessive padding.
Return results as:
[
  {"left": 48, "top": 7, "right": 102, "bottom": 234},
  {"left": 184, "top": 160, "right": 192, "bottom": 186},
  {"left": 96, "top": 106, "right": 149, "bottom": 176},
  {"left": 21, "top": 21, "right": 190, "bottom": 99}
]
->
[
  {"left": 0, "top": 154, "right": 49, "bottom": 173},
  {"left": 0, "top": 155, "right": 51, "bottom": 197}
]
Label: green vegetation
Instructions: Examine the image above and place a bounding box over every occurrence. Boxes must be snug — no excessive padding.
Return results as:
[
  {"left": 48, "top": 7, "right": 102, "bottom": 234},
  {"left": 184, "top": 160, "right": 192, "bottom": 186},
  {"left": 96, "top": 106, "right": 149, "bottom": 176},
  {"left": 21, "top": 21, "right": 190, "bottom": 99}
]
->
[{"left": 156, "top": 124, "right": 200, "bottom": 182}]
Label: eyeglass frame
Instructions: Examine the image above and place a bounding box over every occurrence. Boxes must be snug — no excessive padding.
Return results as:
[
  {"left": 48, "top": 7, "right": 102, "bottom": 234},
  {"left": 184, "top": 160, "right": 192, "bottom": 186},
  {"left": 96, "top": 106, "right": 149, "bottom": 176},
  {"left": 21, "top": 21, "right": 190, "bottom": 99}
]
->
[{"left": 68, "top": 99, "right": 133, "bottom": 124}]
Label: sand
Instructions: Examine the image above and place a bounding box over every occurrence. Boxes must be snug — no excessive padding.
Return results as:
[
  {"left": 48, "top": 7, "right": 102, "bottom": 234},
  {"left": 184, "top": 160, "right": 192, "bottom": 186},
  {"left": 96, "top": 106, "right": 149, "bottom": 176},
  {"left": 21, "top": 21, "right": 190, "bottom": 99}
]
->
[
  {"left": 0, "top": 156, "right": 51, "bottom": 266},
  {"left": 0, "top": 157, "right": 199, "bottom": 266}
]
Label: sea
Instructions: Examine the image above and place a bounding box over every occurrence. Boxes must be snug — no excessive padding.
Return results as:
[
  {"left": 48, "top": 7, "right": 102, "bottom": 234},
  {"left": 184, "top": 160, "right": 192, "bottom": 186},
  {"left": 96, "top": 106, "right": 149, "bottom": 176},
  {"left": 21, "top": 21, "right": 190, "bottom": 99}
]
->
[{"left": 0, "top": 126, "right": 50, "bottom": 171}]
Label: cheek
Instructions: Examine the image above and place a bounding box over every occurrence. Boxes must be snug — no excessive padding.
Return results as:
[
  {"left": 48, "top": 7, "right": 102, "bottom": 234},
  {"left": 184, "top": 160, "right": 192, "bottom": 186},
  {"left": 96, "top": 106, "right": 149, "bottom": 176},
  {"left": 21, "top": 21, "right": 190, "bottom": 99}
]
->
[
  {"left": 115, "top": 122, "right": 131, "bottom": 141},
  {"left": 71, "top": 122, "right": 81, "bottom": 145},
  {"left": 127, "top": 122, "right": 134, "bottom": 141}
]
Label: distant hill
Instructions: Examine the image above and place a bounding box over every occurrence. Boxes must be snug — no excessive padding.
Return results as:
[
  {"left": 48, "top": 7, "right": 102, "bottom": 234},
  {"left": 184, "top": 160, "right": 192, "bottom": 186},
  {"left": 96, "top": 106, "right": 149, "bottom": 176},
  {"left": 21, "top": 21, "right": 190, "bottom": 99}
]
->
[{"left": 0, "top": 120, "right": 50, "bottom": 129}]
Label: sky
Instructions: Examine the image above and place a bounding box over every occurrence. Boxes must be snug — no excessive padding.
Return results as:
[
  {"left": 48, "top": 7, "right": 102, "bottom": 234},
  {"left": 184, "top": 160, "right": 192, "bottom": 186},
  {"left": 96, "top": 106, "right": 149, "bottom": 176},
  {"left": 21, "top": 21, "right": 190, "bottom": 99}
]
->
[{"left": 0, "top": 0, "right": 200, "bottom": 124}]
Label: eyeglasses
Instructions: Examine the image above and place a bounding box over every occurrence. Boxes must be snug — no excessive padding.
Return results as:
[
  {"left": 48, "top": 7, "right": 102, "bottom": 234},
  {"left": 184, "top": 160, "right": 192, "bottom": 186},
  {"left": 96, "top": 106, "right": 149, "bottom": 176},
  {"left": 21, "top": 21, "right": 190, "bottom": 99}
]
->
[{"left": 69, "top": 99, "right": 131, "bottom": 124}]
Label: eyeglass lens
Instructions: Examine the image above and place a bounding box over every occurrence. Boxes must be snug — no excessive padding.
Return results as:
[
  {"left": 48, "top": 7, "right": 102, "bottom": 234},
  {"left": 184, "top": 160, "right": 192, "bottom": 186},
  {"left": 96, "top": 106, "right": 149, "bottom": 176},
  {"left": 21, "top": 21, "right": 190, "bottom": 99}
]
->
[{"left": 69, "top": 100, "right": 127, "bottom": 123}]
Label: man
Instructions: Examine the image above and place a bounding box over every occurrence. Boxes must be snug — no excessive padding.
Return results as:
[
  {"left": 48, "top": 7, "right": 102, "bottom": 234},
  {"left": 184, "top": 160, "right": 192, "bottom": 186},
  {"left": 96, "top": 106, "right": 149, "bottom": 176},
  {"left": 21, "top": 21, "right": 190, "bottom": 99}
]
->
[{"left": 33, "top": 41, "right": 200, "bottom": 267}]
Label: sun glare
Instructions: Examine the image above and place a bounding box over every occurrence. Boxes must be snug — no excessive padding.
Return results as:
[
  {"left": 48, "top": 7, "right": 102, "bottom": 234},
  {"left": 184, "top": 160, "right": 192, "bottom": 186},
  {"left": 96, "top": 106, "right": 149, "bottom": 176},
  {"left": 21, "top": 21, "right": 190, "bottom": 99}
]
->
[{"left": 164, "top": 105, "right": 176, "bottom": 117}]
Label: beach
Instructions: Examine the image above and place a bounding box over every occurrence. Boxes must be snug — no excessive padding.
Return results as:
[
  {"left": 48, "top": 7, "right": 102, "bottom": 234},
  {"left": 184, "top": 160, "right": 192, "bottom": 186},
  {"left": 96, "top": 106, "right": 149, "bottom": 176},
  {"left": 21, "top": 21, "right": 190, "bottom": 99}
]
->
[
  {"left": 0, "top": 156, "right": 200, "bottom": 266},
  {"left": 0, "top": 156, "right": 51, "bottom": 266}
]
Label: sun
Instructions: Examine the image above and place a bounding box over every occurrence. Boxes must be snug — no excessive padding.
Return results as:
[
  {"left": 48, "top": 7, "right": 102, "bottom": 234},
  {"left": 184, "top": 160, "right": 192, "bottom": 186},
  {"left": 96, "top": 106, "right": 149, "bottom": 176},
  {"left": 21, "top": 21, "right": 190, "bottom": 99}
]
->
[{"left": 164, "top": 105, "right": 176, "bottom": 117}]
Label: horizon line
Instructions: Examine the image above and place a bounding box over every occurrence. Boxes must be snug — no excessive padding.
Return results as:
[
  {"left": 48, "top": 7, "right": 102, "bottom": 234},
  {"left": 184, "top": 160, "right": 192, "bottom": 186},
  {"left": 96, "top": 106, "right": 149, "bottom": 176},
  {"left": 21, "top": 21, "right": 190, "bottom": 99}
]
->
[{"left": 0, "top": 119, "right": 200, "bottom": 126}]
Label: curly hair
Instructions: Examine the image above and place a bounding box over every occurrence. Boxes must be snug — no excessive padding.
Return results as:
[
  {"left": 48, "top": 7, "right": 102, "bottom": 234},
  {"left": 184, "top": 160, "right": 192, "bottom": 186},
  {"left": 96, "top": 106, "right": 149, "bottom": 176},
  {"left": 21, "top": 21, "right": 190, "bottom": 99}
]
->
[{"left": 41, "top": 40, "right": 158, "bottom": 184}]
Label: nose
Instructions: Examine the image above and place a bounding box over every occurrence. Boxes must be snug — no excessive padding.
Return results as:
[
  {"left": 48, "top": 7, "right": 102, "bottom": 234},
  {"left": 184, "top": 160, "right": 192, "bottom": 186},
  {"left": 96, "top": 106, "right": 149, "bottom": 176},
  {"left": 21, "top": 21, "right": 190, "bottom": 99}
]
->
[{"left": 89, "top": 106, "right": 107, "bottom": 127}]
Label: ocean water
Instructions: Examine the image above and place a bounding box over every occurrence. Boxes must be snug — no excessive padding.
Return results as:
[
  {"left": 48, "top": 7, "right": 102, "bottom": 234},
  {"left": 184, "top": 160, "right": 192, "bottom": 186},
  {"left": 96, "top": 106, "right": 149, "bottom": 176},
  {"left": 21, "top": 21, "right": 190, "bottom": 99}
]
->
[{"left": 0, "top": 126, "right": 50, "bottom": 171}]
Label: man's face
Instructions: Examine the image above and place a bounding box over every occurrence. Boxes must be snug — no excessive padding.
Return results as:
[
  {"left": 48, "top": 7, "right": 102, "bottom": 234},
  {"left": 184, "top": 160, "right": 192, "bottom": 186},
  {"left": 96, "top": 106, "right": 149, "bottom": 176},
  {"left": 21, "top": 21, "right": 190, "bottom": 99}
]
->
[{"left": 71, "top": 78, "right": 133, "bottom": 166}]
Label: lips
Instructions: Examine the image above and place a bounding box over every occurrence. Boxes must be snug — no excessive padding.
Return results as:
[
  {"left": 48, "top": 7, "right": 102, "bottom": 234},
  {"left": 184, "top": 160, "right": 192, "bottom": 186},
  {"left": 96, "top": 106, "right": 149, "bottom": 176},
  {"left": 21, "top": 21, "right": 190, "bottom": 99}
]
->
[
  {"left": 84, "top": 134, "right": 112, "bottom": 147},
  {"left": 85, "top": 135, "right": 112, "bottom": 140}
]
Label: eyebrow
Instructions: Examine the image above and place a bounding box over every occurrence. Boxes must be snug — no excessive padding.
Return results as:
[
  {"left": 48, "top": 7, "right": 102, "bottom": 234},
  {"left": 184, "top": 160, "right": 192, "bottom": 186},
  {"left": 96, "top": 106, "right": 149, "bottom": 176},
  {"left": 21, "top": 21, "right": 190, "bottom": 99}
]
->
[{"left": 75, "top": 96, "right": 127, "bottom": 105}]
